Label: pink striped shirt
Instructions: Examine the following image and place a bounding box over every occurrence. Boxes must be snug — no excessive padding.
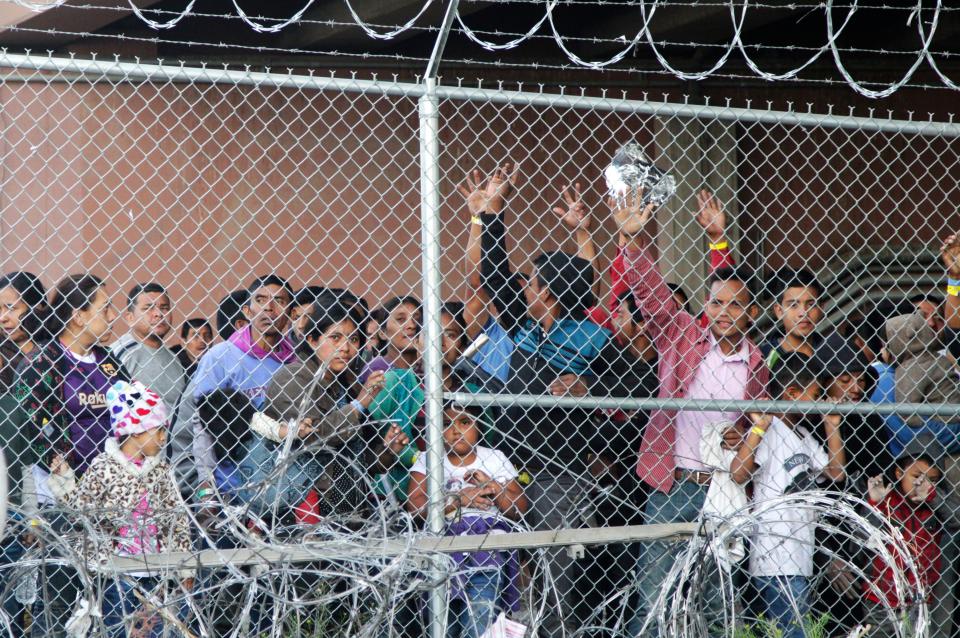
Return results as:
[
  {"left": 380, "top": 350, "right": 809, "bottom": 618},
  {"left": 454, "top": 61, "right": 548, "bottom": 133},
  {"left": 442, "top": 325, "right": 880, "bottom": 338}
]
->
[{"left": 623, "top": 245, "right": 768, "bottom": 493}]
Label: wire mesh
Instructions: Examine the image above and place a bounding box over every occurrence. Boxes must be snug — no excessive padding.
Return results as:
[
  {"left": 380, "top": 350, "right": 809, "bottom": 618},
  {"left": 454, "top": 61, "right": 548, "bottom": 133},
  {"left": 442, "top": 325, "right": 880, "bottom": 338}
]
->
[{"left": 0, "top": 52, "right": 957, "bottom": 638}]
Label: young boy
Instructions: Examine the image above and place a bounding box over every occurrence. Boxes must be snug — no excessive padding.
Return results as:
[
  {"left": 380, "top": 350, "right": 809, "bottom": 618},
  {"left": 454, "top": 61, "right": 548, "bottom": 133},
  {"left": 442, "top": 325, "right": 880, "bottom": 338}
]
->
[
  {"left": 730, "top": 354, "right": 845, "bottom": 638},
  {"left": 763, "top": 268, "right": 826, "bottom": 368},
  {"left": 407, "top": 402, "right": 528, "bottom": 638},
  {"left": 49, "top": 380, "right": 192, "bottom": 637},
  {"left": 863, "top": 454, "right": 943, "bottom": 637}
]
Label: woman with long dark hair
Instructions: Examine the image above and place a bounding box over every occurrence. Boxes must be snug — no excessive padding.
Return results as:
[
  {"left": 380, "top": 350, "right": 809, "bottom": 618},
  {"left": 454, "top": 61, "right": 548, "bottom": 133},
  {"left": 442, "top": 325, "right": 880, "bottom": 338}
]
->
[
  {"left": 15, "top": 274, "right": 129, "bottom": 480},
  {"left": 11, "top": 274, "right": 130, "bottom": 638},
  {"left": 0, "top": 272, "right": 50, "bottom": 390},
  {"left": 239, "top": 299, "right": 406, "bottom": 519}
]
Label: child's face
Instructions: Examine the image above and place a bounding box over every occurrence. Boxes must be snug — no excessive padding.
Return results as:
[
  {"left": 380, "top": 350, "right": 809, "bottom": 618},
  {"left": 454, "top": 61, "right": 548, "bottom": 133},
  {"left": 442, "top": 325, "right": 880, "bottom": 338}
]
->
[
  {"left": 824, "top": 371, "right": 867, "bottom": 402},
  {"left": 382, "top": 303, "right": 420, "bottom": 356},
  {"left": 896, "top": 459, "right": 940, "bottom": 503},
  {"left": 442, "top": 408, "right": 480, "bottom": 456},
  {"left": 775, "top": 286, "right": 823, "bottom": 340},
  {"left": 132, "top": 427, "right": 167, "bottom": 458},
  {"left": 704, "top": 280, "right": 754, "bottom": 340},
  {"left": 785, "top": 380, "right": 822, "bottom": 403}
]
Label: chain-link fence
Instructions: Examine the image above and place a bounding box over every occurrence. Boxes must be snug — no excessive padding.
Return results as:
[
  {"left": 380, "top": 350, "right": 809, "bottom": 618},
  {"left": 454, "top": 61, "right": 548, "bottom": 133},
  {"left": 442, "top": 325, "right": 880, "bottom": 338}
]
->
[{"left": 0, "top": 52, "right": 958, "bottom": 638}]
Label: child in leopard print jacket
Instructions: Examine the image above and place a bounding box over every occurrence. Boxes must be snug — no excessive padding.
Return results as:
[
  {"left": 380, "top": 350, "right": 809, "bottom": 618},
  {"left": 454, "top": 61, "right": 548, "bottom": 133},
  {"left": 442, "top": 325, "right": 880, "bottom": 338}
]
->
[{"left": 50, "top": 380, "right": 191, "bottom": 637}]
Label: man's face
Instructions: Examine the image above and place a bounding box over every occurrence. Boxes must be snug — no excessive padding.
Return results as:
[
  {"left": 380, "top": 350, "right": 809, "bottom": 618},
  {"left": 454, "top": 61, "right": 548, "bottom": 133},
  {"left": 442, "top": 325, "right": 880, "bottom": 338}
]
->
[
  {"left": 775, "top": 286, "right": 823, "bottom": 340},
  {"left": 915, "top": 299, "right": 945, "bottom": 334},
  {"left": 126, "top": 292, "right": 172, "bottom": 342},
  {"left": 243, "top": 285, "right": 292, "bottom": 338},
  {"left": 824, "top": 371, "right": 867, "bottom": 402},
  {"left": 704, "top": 279, "right": 754, "bottom": 340}
]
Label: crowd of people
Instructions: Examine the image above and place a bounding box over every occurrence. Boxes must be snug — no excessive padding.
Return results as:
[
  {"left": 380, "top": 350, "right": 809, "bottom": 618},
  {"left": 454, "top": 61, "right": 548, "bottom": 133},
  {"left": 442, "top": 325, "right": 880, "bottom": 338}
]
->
[{"left": 1, "top": 164, "right": 960, "bottom": 638}]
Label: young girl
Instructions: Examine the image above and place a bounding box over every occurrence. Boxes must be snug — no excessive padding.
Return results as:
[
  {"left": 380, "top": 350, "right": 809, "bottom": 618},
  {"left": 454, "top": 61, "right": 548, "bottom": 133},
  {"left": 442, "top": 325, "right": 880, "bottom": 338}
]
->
[
  {"left": 368, "top": 304, "right": 474, "bottom": 505},
  {"left": 49, "top": 380, "right": 192, "bottom": 638},
  {"left": 15, "top": 274, "right": 129, "bottom": 481},
  {"left": 359, "top": 296, "right": 421, "bottom": 384},
  {"left": 407, "top": 402, "right": 527, "bottom": 638}
]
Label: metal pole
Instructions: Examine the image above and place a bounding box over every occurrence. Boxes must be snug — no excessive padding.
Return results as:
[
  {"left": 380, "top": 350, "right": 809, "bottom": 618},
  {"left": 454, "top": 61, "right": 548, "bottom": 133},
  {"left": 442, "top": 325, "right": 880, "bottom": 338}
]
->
[
  {"left": 420, "top": 3, "right": 460, "bottom": 636},
  {"left": 446, "top": 391, "right": 960, "bottom": 417},
  {"left": 419, "top": 73, "right": 448, "bottom": 638}
]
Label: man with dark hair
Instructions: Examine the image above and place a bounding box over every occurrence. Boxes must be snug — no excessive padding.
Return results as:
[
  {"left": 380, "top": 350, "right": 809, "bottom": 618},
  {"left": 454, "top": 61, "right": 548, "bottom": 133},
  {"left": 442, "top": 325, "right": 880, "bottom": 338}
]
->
[
  {"left": 216, "top": 290, "right": 250, "bottom": 341},
  {"left": 172, "top": 275, "right": 297, "bottom": 492},
  {"left": 763, "top": 267, "right": 826, "bottom": 368},
  {"left": 613, "top": 192, "right": 769, "bottom": 635},
  {"left": 460, "top": 166, "right": 614, "bottom": 637},
  {"left": 291, "top": 285, "right": 328, "bottom": 344},
  {"left": 110, "top": 282, "right": 186, "bottom": 415},
  {"left": 910, "top": 292, "right": 946, "bottom": 335}
]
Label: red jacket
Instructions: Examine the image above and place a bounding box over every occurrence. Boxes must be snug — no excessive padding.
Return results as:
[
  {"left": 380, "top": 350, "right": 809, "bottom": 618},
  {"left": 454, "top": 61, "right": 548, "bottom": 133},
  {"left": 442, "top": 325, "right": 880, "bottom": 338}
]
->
[
  {"left": 865, "top": 489, "right": 942, "bottom": 607},
  {"left": 621, "top": 244, "right": 767, "bottom": 493}
]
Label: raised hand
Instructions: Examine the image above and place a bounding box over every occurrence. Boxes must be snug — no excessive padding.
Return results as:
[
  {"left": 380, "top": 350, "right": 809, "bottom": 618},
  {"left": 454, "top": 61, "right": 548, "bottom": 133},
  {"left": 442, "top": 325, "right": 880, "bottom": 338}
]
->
[
  {"left": 941, "top": 233, "right": 960, "bottom": 278},
  {"left": 383, "top": 423, "right": 410, "bottom": 455},
  {"left": 457, "top": 163, "right": 519, "bottom": 216},
  {"left": 459, "top": 169, "right": 488, "bottom": 216},
  {"left": 553, "top": 183, "right": 591, "bottom": 232},
  {"left": 696, "top": 190, "right": 727, "bottom": 243},
  {"left": 609, "top": 188, "right": 656, "bottom": 237},
  {"left": 867, "top": 475, "right": 892, "bottom": 503},
  {"left": 357, "top": 370, "right": 386, "bottom": 409}
]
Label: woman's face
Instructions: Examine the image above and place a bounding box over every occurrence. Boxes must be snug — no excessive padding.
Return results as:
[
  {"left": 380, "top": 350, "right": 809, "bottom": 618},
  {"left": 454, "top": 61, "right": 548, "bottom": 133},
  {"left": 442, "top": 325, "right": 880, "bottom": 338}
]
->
[
  {"left": 0, "top": 286, "right": 30, "bottom": 344},
  {"left": 77, "top": 288, "right": 117, "bottom": 344},
  {"left": 310, "top": 319, "right": 360, "bottom": 373}
]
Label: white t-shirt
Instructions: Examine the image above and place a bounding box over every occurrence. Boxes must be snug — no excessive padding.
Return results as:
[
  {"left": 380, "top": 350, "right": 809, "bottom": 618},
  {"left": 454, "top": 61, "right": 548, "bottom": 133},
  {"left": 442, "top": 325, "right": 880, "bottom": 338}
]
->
[
  {"left": 410, "top": 446, "right": 518, "bottom": 518},
  {"left": 748, "top": 416, "right": 828, "bottom": 578}
]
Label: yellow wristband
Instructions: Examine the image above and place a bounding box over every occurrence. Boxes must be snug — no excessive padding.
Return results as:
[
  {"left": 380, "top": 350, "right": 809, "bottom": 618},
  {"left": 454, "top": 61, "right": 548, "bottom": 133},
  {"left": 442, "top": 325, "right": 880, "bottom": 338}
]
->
[
  {"left": 750, "top": 426, "right": 766, "bottom": 438},
  {"left": 709, "top": 240, "right": 729, "bottom": 251},
  {"left": 948, "top": 285, "right": 960, "bottom": 297},
  {"left": 471, "top": 215, "right": 483, "bottom": 226}
]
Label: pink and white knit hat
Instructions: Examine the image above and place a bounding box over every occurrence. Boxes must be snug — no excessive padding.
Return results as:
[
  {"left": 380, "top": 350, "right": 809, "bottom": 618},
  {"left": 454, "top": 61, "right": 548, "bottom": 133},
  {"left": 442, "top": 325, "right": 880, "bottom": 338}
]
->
[{"left": 106, "top": 380, "right": 168, "bottom": 438}]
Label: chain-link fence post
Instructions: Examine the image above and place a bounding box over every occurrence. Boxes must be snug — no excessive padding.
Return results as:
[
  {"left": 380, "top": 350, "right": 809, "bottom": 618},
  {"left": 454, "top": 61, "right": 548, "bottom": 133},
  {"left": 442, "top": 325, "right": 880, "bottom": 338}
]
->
[{"left": 419, "top": 74, "right": 449, "bottom": 638}]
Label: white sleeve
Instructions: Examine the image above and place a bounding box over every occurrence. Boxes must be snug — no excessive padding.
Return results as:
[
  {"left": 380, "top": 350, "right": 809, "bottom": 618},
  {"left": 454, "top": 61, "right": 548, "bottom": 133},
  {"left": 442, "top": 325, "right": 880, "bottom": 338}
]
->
[
  {"left": 192, "top": 412, "right": 217, "bottom": 482},
  {"left": 810, "top": 440, "right": 829, "bottom": 472},
  {"left": 754, "top": 428, "right": 773, "bottom": 469},
  {"left": 486, "top": 448, "right": 518, "bottom": 483},
  {"left": 409, "top": 455, "right": 427, "bottom": 476}
]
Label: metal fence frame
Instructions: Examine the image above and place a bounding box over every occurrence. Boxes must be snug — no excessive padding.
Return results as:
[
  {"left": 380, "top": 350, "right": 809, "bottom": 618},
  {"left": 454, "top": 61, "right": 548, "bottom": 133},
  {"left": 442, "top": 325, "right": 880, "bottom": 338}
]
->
[{"left": 2, "top": 49, "right": 959, "bottom": 637}]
